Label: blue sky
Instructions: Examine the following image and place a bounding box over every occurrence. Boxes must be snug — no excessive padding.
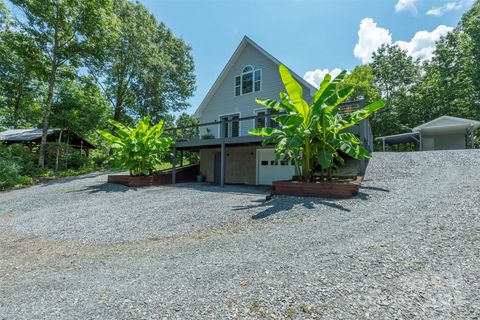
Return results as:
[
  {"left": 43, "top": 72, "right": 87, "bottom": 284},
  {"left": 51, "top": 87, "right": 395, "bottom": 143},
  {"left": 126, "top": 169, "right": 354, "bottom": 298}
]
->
[{"left": 143, "top": 0, "right": 471, "bottom": 114}]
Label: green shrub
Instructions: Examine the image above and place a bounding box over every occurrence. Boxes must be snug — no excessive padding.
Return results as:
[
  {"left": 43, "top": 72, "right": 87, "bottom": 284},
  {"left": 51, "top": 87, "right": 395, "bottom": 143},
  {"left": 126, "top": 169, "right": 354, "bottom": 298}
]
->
[
  {"left": 0, "top": 159, "right": 32, "bottom": 189},
  {"left": 0, "top": 144, "right": 39, "bottom": 177},
  {"left": 97, "top": 116, "right": 173, "bottom": 176}
]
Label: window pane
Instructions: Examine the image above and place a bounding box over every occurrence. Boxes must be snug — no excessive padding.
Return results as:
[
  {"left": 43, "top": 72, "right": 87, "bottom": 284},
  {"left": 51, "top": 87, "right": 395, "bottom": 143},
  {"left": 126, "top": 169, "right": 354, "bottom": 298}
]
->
[
  {"left": 268, "top": 111, "right": 279, "bottom": 128},
  {"left": 220, "top": 116, "right": 229, "bottom": 138},
  {"left": 254, "top": 70, "right": 261, "bottom": 81},
  {"left": 254, "top": 81, "right": 261, "bottom": 92},
  {"left": 243, "top": 66, "right": 253, "bottom": 73},
  {"left": 231, "top": 114, "right": 239, "bottom": 137},
  {"left": 261, "top": 160, "right": 268, "bottom": 166},
  {"left": 242, "top": 73, "right": 253, "bottom": 94},
  {"left": 256, "top": 111, "right": 266, "bottom": 128},
  {"left": 235, "top": 76, "right": 241, "bottom": 85},
  {"left": 235, "top": 86, "right": 240, "bottom": 96}
]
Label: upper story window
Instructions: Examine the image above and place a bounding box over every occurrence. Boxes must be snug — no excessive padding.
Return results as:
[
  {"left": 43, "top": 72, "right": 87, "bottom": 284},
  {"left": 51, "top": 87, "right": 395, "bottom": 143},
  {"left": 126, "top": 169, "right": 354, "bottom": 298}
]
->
[
  {"left": 254, "top": 109, "right": 279, "bottom": 129},
  {"left": 235, "top": 65, "right": 262, "bottom": 96}
]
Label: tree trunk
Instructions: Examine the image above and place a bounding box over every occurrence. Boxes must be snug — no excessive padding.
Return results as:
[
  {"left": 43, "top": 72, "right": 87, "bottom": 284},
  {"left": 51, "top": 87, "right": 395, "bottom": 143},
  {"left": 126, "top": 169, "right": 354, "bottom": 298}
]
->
[
  {"left": 37, "top": 64, "right": 57, "bottom": 168},
  {"left": 54, "top": 128, "right": 63, "bottom": 173},
  {"left": 12, "top": 89, "right": 22, "bottom": 128},
  {"left": 38, "top": 29, "right": 59, "bottom": 168}
]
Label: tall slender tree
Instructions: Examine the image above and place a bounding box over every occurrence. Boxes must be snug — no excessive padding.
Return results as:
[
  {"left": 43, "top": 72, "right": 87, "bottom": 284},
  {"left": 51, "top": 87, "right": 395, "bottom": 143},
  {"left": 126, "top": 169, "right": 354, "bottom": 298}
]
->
[
  {"left": 9, "top": 0, "right": 114, "bottom": 167},
  {"left": 0, "top": 28, "right": 42, "bottom": 128},
  {"left": 88, "top": 0, "right": 195, "bottom": 125},
  {"left": 370, "top": 44, "right": 419, "bottom": 135}
]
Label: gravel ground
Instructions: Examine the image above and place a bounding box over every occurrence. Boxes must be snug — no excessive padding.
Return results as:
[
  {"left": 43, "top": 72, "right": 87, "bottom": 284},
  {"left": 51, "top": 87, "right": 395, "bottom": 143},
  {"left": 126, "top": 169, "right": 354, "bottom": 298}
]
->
[{"left": 0, "top": 150, "right": 479, "bottom": 319}]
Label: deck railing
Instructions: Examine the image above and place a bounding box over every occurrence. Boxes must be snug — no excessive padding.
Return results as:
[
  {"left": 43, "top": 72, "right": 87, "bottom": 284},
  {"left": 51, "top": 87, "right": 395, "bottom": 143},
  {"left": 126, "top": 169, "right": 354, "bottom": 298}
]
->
[
  {"left": 167, "top": 99, "right": 367, "bottom": 185},
  {"left": 165, "top": 99, "right": 366, "bottom": 142}
]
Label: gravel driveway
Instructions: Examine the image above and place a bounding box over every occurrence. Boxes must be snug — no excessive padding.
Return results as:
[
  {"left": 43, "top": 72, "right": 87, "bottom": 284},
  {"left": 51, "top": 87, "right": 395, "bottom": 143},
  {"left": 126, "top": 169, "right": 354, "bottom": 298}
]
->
[{"left": 0, "top": 150, "right": 479, "bottom": 319}]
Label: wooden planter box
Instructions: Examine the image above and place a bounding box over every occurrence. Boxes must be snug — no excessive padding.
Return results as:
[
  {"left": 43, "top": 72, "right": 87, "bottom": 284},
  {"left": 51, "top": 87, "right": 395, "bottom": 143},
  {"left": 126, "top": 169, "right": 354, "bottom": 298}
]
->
[
  {"left": 272, "top": 176, "right": 363, "bottom": 198},
  {"left": 108, "top": 164, "right": 199, "bottom": 187}
]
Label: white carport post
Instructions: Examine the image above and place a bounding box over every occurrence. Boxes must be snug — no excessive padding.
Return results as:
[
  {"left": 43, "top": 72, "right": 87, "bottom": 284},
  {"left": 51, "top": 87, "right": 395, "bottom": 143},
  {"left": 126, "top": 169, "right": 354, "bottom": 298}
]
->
[{"left": 382, "top": 137, "right": 386, "bottom": 152}]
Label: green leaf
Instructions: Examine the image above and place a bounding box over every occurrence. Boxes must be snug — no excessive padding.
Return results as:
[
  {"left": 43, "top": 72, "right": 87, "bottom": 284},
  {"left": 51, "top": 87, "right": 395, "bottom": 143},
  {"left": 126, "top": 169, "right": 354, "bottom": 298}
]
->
[
  {"left": 317, "top": 149, "right": 333, "bottom": 169},
  {"left": 248, "top": 127, "right": 281, "bottom": 137},
  {"left": 255, "top": 98, "right": 281, "bottom": 110},
  {"left": 279, "top": 64, "right": 310, "bottom": 119},
  {"left": 338, "top": 99, "right": 386, "bottom": 131},
  {"left": 97, "top": 116, "right": 172, "bottom": 176}
]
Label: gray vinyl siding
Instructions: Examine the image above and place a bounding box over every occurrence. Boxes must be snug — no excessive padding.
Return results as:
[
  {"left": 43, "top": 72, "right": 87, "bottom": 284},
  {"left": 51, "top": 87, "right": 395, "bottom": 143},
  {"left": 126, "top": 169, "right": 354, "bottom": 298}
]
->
[{"left": 198, "top": 43, "right": 313, "bottom": 138}]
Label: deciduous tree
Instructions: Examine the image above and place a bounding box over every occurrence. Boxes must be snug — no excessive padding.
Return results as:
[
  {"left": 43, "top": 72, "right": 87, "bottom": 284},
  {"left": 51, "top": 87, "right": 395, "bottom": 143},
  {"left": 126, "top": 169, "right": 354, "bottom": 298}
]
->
[{"left": 9, "top": 0, "right": 114, "bottom": 167}]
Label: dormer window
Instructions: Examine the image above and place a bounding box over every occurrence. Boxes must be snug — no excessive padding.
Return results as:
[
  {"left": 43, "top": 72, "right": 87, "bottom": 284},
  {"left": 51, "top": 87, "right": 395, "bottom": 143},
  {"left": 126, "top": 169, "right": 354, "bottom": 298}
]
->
[{"left": 235, "top": 65, "right": 261, "bottom": 96}]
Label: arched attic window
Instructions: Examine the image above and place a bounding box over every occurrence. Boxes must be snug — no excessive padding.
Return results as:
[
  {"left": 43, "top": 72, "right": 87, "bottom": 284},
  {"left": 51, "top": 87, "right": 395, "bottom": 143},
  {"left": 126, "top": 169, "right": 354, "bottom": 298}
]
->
[
  {"left": 242, "top": 65, "right": 253, "bottom": 73},
  {"left": 235, "top": 65, "right": 262, "bottom": 96}
]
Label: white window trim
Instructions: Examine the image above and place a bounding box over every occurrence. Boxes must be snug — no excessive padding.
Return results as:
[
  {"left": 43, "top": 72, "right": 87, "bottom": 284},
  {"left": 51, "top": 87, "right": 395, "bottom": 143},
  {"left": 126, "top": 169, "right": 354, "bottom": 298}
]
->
[
  {"left": 234, "top": 66, "right": 262, "bottom": 97},
  {"left": 242, "top": 65, "right": 254, "bottom": 72},
  {"left": 217, "top": 112, "right": 241, "bottom": 138},
  {"left": 254, "top": 69, "right": 262, "bottom": 93}
]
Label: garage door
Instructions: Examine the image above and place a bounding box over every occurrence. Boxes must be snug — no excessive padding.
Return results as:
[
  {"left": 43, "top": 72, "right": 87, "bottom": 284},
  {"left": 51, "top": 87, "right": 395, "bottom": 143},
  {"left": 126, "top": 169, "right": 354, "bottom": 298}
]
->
[{"left": 257, "top": 149, "right": 296, "bottom": 185}]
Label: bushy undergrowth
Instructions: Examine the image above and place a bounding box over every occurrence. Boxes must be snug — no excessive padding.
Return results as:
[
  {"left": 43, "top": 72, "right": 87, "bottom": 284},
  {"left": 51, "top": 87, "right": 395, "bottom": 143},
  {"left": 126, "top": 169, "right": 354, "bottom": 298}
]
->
[
  {"left": 0, "top": 158, "right": 33, "bottom": 189},
  {"left": 0, "top": 144, "right": 107, "bottom": 190}
]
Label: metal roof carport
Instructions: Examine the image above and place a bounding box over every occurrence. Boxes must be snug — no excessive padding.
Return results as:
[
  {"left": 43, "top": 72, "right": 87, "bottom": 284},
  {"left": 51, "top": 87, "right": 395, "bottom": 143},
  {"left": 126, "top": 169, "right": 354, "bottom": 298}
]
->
[
  {"left": 375, "top": 116, "right": 480, "bottom": 151},
  {"left": 375, "top": 132, "right": 421, "bottom": 152}
]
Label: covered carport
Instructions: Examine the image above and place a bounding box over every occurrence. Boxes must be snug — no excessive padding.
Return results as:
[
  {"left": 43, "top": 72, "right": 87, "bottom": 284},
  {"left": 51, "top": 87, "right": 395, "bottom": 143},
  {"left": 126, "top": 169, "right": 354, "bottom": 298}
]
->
[
  {"left": 412, "top": 116, "right": 479, "bottom": 151},
  {"left": 375, "top": 132, "right": 421, "bottom": 152},
  {"left": 376, "top": 116, "right": 479, "bottom": 151}
]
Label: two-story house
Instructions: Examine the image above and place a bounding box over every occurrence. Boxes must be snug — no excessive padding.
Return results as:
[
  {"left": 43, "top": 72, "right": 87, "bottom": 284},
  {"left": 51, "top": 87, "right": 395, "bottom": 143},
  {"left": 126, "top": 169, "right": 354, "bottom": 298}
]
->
[{"left": 174, "top": 36, "right": 372, "bottom": 186}]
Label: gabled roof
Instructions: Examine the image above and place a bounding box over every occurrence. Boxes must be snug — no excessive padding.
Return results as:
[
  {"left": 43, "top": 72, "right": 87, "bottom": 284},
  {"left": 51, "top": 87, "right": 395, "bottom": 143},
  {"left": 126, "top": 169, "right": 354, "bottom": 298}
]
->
[
  {"left": 412, "top": 115, "right": 480, "bottom": 131},
  {"left": 194, "top": 36, "right": 317, "bottom": 117}
]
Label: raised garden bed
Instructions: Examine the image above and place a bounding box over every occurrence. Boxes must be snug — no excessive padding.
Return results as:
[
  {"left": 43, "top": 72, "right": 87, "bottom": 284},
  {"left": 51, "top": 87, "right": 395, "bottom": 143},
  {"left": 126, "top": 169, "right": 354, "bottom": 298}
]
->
[
  {"left": 108, "top": 164, "right": 199, "bottom": 187},
  {"left": 272, "top": 176, "right": 363, "bottom": 198}
]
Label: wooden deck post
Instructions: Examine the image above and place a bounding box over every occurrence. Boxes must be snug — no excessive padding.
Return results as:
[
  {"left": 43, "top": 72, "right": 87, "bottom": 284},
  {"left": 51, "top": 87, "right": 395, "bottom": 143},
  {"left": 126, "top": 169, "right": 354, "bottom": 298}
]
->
[
  {"left": 220, "top": 118, "right": 226, "bottom": 188},
  {"left": 471, "top": 126, "right": 475, "bottom": 149},
  {"left": 358, "top": 99, "right": 367, "bottom": 174},
  {"left": 418, "top": 131, "right": 423, "bottom": 151},
  {"left": 172, "top": 128, "right": 177, "bottom": 184}
]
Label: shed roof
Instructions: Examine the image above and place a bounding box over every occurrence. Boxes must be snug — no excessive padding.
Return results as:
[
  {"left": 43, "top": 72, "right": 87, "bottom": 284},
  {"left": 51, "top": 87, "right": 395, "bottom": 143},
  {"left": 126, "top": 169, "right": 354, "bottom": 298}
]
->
[
  {"left": 0, "top": 128, "right": 95, "bottom": 149},
  {"left": 0, "top": 128, "right": 59, "bottom": 142},
  {"left": 375, "top": 132, "right": 420, "bottom": 144},
  {"left": 412, "top": 116, "right": 480, "bottom": 133}
]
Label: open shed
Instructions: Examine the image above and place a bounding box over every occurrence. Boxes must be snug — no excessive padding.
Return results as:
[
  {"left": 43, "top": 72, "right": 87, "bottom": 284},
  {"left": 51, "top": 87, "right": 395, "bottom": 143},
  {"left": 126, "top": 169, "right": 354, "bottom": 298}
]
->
[
  {"left": 0, "top": 128, "right": 95, "bottom": 154},
  {"left": 376, "top": 116, "right": 480, "bottom": 151}
]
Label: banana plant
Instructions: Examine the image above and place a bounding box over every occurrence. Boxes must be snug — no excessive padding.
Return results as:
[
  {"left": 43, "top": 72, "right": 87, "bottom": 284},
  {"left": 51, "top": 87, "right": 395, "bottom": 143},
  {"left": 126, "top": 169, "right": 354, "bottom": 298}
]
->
[
  {"left": 97, "top": 116, "right": 172, "bottom": 176},
  {"left": 249, "top": 65, "right": 385, "bottom": 182}
]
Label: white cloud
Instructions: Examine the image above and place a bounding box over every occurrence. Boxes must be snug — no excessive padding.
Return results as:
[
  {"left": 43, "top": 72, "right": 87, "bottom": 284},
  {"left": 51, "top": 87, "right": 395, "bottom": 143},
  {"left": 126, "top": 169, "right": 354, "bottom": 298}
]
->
[
  {"left": 396, "top": 25, "right": 453, "bottom": 60},
  {"left": 395, "top": 0, "right": 418, "bottom": 14},
  {"left": 353, "top": 18, "right": 453, "bottom": 64},
  {"left": 427, "top": 0, "right": 472, "bottom": 16},
  {"left": 303, "top": 68, "right": 343, "bottom": 88},
  {"left": 354, "top": 18, "right": 392, "bottom": 64}
]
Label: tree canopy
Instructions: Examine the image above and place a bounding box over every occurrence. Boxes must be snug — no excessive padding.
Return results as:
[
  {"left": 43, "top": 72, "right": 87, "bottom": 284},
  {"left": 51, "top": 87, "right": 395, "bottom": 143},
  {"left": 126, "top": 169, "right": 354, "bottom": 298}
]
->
[
  {"left": 344, "top": 1, "right": 480, "bottom": 139},
  {"left": 0, "top": 0, "right": 196, "bottom": 169}
]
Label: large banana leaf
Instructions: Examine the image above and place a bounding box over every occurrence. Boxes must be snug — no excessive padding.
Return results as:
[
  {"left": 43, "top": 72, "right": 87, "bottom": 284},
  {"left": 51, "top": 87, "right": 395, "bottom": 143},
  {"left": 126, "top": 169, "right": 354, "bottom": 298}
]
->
[
  {"left": 249, "top": 64, "right": 385, "bottom": 181},
  {"left": 97, "top": 116, "right": 173, "bottom": 176}
]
